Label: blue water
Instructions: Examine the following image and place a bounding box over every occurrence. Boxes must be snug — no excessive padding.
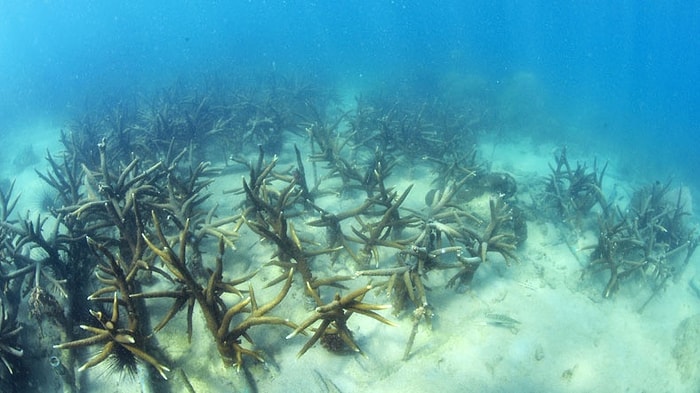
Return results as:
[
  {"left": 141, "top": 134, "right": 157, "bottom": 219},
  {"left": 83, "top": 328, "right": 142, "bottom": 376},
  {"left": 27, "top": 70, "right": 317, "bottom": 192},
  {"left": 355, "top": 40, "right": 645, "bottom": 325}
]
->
[
  {"left": 1, "top": 1, "right": 699, "bottom": 178},
  {"left": 2, "top": 3, "right": 700, "bottom": 391}
]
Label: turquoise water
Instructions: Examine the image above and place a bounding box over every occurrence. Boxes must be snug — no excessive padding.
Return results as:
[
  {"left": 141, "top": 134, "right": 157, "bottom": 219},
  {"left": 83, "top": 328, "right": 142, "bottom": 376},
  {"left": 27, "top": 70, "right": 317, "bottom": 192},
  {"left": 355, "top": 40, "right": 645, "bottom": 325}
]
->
[
  {"left": 1, "top": 2, "right": 699, "bottom": 392},
  {"left": 1, "top": 2, "right": 698, "bottom": 180}
]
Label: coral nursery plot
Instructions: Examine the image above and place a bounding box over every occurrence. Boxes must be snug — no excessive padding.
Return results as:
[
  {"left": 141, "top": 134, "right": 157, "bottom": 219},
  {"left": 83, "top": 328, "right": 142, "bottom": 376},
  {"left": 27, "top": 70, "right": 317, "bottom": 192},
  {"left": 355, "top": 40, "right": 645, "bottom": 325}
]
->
[{"left": 0, "top": 74, "right": 698, "bottom": 393}]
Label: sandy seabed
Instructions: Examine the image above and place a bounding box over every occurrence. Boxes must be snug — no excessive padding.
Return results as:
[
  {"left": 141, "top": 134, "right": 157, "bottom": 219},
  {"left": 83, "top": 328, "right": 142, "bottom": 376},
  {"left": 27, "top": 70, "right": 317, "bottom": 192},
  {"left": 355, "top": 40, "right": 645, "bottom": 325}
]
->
[{"left": 3, "top": 126, "right": 700, "bottom": 393}]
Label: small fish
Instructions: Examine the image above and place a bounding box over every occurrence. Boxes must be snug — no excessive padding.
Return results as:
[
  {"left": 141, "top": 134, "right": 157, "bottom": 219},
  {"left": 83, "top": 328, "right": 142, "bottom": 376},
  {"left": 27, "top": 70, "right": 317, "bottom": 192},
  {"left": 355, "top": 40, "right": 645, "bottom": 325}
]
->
[{"left": 485, "top": 313, "right": 521, "bottom": 330}]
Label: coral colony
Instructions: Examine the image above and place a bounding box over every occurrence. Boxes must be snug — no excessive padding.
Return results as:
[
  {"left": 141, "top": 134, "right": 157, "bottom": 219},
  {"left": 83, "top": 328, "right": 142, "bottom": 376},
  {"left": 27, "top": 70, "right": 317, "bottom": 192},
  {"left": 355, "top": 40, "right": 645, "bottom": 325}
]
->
[{"left": 0, "top": 75, "right": 696, "bottom": 392}]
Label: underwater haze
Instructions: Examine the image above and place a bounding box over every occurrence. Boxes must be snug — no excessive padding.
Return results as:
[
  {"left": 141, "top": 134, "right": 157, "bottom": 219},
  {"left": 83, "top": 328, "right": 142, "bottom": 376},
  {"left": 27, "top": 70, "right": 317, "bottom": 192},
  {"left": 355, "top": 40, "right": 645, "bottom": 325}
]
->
[
  {"left": 3, "top": 2, "right": 700, "bottom": 393},
  {"left": 2, "top": 1, "right": 700, "bottom": 180}
]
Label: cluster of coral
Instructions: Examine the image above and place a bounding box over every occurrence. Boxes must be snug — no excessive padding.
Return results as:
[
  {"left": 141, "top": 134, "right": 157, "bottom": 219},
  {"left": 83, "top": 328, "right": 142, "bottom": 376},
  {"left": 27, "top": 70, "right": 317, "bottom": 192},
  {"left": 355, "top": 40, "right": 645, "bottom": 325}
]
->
[{"left": 0, "top": 74, "right": 695, "bottom": 392}]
